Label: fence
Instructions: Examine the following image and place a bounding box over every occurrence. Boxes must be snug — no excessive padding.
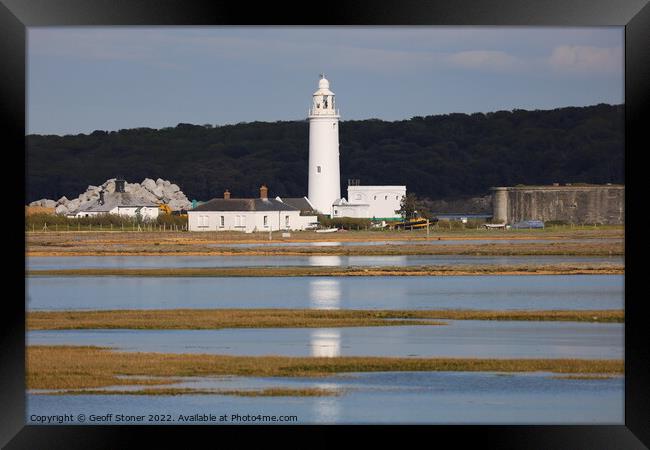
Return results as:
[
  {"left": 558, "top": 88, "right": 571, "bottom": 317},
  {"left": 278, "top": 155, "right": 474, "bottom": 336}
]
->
[{"left": 25, "top": 213, "right": 188, "bottom": 232}]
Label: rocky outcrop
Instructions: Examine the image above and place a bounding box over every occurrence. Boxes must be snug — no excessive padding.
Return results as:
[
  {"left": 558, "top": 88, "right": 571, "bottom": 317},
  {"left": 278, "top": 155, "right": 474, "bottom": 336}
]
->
[{"left": 29, "top": 178, "right": 193, "bottom": 214}]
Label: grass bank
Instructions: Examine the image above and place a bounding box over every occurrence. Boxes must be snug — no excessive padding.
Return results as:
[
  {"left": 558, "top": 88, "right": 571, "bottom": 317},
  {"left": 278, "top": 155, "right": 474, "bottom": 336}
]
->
[
  {"left": 27, "top": 263, "right": 624, "bottom": 278},
  {"left": 26, "top": 228, "right": 624, "bottom": 257},
  {"left": 27, "top": 308, "right": 624, "bottom": 330},
  {"left": 27, "top": 345, "right": 624, "bottom": 391},
  {"left": 46, "top": 387, "right": 342, "bottom": 397}
]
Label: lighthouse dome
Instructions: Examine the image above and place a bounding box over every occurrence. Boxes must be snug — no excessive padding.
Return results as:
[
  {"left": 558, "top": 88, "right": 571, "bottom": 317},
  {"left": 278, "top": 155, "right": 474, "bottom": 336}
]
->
[{"left": 318, "top": 77, "right": 330, "bottom": 89}]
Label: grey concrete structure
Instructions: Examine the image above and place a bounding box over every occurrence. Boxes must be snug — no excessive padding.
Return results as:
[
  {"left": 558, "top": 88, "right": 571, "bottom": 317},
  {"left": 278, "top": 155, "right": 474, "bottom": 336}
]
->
[{"left": 491, "top": 184, "right": 624, "bottom": 225}]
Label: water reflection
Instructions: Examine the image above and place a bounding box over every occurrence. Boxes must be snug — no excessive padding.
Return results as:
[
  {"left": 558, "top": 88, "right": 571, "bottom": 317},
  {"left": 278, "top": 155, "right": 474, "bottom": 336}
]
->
[
  {"left": 310, "top": 329, "right": 341, "bottom": 357},
  {"left": 309, "top": 279, "right": 341, "bottom": 309},
  {"left": 307, "top": 256, "right": 343, "bottom": 267},
  {"left": 312, "top": 382, "right": 342, "bottom": 423}
]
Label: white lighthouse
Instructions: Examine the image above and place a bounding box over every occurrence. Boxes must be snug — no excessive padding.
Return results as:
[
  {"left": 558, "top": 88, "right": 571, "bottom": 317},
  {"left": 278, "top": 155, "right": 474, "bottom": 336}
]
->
[{"left": 308, "top": 74, "right": 341, "bottom": 215}]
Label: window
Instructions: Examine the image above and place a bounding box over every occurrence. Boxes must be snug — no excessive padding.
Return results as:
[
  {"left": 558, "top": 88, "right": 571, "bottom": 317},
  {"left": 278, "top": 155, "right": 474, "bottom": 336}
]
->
[
  {"left": 317, "top": 166, "right": 321, "bottom": 173},
  {"left": 385, "top": 195, "right": 388, "bottom": 200},
  {"left": 198, "top": 215, "right": 209, "bottom": 227},
  {"left": 285, "top": 215, "right": 290, "bottom": 228},
  {"left": 373, "top": 196, "right": 377, "bottom": 200},
  {"left": 396, "top": 196, "right": 398, "bottom": 200},
  {"left": 220, "top": 216, "right": 224, "bottom": 227},
  {"left": 263, "top": 215, "right": 268, "bottom": 226}
]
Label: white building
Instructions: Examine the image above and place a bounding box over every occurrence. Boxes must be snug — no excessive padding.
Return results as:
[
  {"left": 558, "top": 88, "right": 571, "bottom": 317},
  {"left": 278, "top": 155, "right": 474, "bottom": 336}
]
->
[
  {"left": 188, "top": 185, "right": 318, "bottom": 232},
  {"left": 307, "top": 74, "right": 341, "bottom": 215},
  {"left": 334, "top": 184, "right": 406, "bottom": 220},
  {"left": 71, "top": 179, "right": 159, "bottom": 220}
]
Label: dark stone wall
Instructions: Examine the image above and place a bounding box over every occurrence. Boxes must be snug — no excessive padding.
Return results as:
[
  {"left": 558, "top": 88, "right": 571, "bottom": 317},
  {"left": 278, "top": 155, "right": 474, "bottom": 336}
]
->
[{"left": 493, "top": 186, "right": 624, "bottom": 225}]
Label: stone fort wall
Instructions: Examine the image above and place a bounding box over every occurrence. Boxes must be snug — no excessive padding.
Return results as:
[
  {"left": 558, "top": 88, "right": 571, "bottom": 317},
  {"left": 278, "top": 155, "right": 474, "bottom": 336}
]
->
[{"left": 491, "top": 185, "right": 624, "bottom": 225}]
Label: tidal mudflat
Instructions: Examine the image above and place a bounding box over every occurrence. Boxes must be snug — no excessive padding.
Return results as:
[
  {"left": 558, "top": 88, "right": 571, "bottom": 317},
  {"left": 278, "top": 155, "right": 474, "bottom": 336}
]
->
[
  {"left": 25, "top": 228, "right": 625, "bottom": 424},
  {"left": 26, "top": 254, "right": 623, "bottom": 270}
]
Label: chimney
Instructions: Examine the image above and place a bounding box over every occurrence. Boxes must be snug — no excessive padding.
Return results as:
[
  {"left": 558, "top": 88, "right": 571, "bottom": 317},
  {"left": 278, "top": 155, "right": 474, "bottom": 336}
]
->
[
  {"left": 224, "top": 189, "right": 231, "bottom": 199},
  {"left": 98, "top": 190, "right": 105, "bottom": 205},
  {"left": 115, "top": 178, "right": 126, "bottom": 193},
  {"left": 260, "top": 185, "right": 268, "bottom": 200}
]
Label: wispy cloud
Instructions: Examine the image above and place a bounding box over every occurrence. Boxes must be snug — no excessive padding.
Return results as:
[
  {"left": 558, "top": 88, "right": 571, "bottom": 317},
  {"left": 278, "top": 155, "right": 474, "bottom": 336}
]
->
[{"left": 548, "top": 45, "right": 622, "bottom": 73}]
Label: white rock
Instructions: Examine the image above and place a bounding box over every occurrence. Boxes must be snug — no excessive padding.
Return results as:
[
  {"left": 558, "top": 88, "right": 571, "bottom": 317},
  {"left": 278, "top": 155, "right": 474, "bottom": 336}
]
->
[
  {"left": 156, "top": 178, "right": 165, "bottom": 186},
  {"left": 41, "top": 199, "right": 57, "bottom": 208},
  {"left": 168, "top": 184, "right": 180, "bottom": 193},
  {"left": 56, "top": 196, "right": 69, "bottom": 205},
  {"left": 142, "top": 178, "right": 157, "bottom": 192},
  {"left": 152, "top": 186, "right": 164, "bottom": 198},
  {"left": 67, "top": 199, "right": 82, "bottom": 213},
  {"left": 163, "top": 180, "right": 171, "bottom": 187},
  {"left": 55, "top": 204, "right": 69, "bottom": 215}
]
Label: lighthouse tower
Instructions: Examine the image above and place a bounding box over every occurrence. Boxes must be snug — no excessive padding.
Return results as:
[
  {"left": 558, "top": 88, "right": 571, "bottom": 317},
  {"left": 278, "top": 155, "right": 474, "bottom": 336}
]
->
[{"left": 308, "top": 74, "right": 341, "bottom": 215}]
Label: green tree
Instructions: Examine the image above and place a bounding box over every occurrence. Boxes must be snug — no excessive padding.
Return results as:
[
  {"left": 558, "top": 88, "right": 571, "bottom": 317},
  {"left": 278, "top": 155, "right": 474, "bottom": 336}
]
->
[{"left": 398, "top": 193, "right": 418, "bottom": 220}]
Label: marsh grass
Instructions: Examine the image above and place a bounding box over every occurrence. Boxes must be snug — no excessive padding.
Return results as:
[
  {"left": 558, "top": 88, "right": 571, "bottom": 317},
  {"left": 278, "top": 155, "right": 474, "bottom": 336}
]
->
[
  {"left": 46, "top": 387, "right": 342, "bottom": 397},
  {"left": 550, "top": 374, "right": 617, "bottom": 380},
  {"left": 27, "top": 308, "right": 624, "bottom": 330},
  {"left": 27, "top": 263, "right": 624, "bottom": 278},
  {"left": 27, "top": 345, "right": 624, "bottom": 391}
]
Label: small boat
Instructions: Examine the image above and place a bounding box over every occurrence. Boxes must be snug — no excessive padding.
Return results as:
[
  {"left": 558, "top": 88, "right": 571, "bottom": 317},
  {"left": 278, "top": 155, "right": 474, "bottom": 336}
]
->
[{"left": 315, "top": 227, "right": 339, "bottom": 233}]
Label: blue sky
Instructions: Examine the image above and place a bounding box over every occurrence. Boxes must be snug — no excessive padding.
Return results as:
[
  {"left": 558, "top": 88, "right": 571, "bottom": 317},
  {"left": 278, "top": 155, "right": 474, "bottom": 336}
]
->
[{"left": 27, "top": 27, "right": 624, "bottom": 135}]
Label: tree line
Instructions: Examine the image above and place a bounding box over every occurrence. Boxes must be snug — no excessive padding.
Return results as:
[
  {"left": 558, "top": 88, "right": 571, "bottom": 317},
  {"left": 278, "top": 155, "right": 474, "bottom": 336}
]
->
[{"left": 27, "top": 103, "right": 623, "bottom": 203}]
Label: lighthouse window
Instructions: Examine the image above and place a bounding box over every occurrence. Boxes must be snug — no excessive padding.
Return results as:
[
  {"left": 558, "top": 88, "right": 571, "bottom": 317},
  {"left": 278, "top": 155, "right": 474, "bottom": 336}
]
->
[
  {"left": 373, "top": 196, "right": 377, "bottom": 200},
  {"left": 323, "top": 96, "right": 328, "bottom": 108},
  {"left": 317, "top": 166, "right": 321, "bottom": 173},
  {"left": 385, "top": 195, "right": 388, "bottom": 200}
]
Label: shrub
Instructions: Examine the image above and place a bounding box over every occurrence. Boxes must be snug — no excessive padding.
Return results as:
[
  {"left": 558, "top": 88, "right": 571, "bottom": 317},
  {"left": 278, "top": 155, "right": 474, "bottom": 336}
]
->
[{"left": 318, "top": 215, "right": 372, "bottom": 230}]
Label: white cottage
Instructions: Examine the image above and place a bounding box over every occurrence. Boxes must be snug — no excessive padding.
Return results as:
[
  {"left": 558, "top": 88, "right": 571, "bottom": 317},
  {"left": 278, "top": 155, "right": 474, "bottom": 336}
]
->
[
  {"left": 188, "top": 186, "right": 317, "bottom": 232},
  {"left": 71, "top": 179, "right": 159, "bottom": 220}
]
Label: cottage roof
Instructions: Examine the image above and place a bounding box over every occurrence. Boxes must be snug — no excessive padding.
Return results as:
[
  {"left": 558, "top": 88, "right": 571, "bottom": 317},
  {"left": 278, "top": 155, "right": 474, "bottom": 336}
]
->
[
  {"left": 191, "top": 198, "right": 299, "bottom": 212},
  {"left": 278, "top": 197, "right": 316, "bottom": 212}
]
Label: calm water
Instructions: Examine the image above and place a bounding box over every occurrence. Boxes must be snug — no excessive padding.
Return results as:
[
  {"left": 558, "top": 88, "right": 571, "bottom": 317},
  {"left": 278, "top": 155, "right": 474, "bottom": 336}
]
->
[
  {"left": 28, "top": 321, "right": 623, "bottom": 359},
  {"left": 27, "top": 275, "right": 624, "bottom": 311},
  {"left": 26, "top": 371, "right": 624, "bottom": 424},
  {"left": 26, "top": 254, "right": 622, "bottom": 270}
]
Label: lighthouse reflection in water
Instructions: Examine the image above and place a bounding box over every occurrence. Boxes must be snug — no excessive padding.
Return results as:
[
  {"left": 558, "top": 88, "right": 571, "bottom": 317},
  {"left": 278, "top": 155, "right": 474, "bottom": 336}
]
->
[{"left": 309, "top": 279, "right": 342, "bottom": 357}]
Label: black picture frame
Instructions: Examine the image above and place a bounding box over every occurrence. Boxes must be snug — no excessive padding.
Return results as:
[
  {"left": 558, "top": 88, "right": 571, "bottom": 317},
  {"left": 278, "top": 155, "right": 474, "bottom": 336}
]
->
[{"left": 3, "top": 0, "right": 648, "bottom": 447}]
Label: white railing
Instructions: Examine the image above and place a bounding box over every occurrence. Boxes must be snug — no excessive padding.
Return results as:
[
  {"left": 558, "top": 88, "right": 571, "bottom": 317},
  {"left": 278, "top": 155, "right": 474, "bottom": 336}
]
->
[{"left": 308, "top": 108, "right": 340, "bottom": 117}]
